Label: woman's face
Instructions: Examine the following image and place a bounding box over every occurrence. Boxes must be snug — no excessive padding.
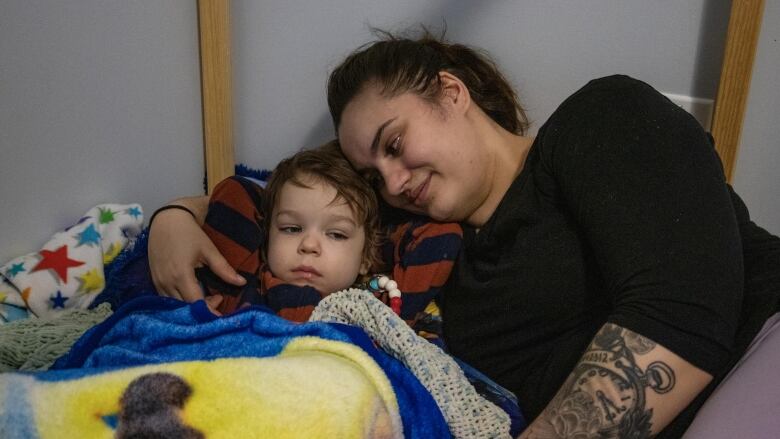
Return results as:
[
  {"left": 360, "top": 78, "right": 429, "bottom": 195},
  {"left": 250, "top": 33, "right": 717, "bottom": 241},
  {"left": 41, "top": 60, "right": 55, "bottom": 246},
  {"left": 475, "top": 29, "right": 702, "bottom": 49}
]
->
[{"left": 337, "top": 80, "right": 490, "bottom": 223}]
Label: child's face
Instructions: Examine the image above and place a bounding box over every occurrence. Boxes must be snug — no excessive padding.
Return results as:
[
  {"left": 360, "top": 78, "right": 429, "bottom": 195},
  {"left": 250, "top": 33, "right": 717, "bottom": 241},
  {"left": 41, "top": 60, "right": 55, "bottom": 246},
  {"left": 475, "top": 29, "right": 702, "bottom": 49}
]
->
[{"left": 266, "top": 177, "right": 368, "bottom": 295}]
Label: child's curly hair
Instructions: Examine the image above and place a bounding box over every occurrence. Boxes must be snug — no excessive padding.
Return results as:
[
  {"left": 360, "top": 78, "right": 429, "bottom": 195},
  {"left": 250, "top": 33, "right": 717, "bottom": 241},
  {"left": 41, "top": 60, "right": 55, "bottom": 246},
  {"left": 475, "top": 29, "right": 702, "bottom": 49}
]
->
[{"left": 262, "top": 140, "right": 384, "bottom": 272}]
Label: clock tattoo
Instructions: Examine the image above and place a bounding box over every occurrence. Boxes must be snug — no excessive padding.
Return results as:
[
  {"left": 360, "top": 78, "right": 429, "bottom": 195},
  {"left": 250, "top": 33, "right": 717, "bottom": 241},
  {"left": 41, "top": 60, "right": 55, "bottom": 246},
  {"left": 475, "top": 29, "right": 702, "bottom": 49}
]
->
[{"left": 529, "top": 324, "right": 676, "bottom": 438}]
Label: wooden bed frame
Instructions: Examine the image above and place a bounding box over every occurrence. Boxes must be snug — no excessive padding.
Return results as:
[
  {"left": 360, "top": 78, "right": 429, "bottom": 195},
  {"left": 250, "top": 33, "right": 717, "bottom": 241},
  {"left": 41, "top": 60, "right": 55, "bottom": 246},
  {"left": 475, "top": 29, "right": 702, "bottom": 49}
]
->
[{"left": 196, "top": 0, "right": 765, "bottom": 193}]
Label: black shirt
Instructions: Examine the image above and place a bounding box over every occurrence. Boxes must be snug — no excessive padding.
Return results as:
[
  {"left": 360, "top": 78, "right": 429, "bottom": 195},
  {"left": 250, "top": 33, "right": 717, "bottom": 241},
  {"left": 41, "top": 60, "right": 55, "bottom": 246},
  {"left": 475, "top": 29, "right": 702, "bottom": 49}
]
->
[{"left": 440, "top": 75, "right": 780, "bottom": 437}]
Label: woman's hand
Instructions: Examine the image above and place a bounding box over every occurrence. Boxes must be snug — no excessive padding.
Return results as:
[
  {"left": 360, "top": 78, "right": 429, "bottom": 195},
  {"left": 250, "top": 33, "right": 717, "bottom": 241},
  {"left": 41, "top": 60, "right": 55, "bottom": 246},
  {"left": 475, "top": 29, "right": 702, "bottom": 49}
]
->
[{"left": 148, "top": 196, "right": 245, "bottom": 302}]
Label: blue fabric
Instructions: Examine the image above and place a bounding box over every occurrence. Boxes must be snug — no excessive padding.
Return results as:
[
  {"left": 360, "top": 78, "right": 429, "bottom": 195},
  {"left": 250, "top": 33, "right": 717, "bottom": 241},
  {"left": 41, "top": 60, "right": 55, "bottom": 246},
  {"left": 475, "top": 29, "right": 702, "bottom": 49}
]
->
[
  {"left": 92, "top": 161, "right": 272, "bottom": 311},
  {"left": 53, "top": 296, "right": 449, "bottom": 438},
  {"left": 89, "top": 229, "right": 157, "bottom": 310},
  {"left": 455, "top": 357, "right": 527, "bottom": 436},
  {"left": 0, "top": 378, "right": 38, "bottom": 439},
  {"left": 266, "top": 283, "right": 322, "bottom": 310},
  {"left": 234, "top": 164, "right": 272, "bottom": 184},
  {"left": 204, "top": 164, "right": 272, "bottom": 192}
]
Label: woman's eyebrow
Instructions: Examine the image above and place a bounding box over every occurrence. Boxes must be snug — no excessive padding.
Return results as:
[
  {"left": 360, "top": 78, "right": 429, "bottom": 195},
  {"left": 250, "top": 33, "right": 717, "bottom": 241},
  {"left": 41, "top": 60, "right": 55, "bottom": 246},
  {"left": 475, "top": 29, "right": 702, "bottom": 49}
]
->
[{"left": 370, "top": 117, "right": 396, "bottom": 155}]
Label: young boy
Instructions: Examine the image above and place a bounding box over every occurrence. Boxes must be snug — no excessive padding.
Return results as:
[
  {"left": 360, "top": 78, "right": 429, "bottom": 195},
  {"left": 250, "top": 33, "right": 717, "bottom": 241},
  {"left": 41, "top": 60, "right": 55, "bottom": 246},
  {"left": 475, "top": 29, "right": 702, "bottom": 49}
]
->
[{"left": 198, "top": 140, "right": 383, "bottom": 321}]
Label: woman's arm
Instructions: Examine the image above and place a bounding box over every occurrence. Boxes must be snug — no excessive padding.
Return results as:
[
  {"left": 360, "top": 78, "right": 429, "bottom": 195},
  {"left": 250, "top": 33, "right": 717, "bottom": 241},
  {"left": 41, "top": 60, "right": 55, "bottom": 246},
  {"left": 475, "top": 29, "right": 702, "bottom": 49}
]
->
[
  {"left": 520, "top": 323, "right": 711, "bottom": 438},
  {"left": 148, "top": 195, "right": 245, "bottom": 301},
  {"left": 530, "top": 76, "right": 744, "bottom": 435},
  {"left": 160, "top": 195, "right": 210, "bottom": 225}
]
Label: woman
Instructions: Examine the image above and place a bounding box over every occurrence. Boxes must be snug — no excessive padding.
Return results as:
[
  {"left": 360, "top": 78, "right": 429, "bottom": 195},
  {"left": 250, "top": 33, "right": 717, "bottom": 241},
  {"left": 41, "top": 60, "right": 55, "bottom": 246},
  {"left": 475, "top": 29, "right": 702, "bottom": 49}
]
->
[{"left": 149, "top": 32, "right": 780, "bottom": 438}]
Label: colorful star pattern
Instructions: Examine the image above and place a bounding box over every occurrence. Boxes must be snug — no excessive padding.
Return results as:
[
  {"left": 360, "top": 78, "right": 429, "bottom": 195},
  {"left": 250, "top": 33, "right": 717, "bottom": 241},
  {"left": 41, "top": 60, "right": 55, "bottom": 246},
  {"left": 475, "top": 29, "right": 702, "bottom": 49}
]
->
[
  {"left": 50, "top": 290, "right": 68, "bottom": 308},
  {"left": 103, "top": 242, "right": 123, "bottom": 265},
  {"left": 3, "top": 204, "right": 144, "bottom": 318},
  {"left": 126, "top": 206, "right": 142, "bottom": 219},
  {"left": 76, "top": 224, "right": 101, "bottom": 247},
  {"left": 7, "top": 262, "right": 25, "bottom": 277},
  {"left": 31, "top": 245, "right": 85, "bottom": 283},
  {"left": 77, "top": 268, "right": 104, "bottom": 295},
  {"left": 99, "top": 208, "right": 116, "bottom": 224}
]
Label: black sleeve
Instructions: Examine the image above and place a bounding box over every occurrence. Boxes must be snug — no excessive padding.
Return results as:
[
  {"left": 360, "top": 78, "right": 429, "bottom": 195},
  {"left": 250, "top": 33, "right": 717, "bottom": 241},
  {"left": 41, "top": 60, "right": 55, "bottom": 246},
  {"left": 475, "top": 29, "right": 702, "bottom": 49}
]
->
[{"left": 537, "top": 75, "right": 744, "bottom": 374}]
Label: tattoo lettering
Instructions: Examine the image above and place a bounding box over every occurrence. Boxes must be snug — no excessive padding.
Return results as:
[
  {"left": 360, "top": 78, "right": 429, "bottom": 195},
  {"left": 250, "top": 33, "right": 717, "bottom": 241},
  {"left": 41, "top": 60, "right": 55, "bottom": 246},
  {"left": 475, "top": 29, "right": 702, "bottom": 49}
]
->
[{"left": 526, "top": 324, "right": 676, "bottom": 439}]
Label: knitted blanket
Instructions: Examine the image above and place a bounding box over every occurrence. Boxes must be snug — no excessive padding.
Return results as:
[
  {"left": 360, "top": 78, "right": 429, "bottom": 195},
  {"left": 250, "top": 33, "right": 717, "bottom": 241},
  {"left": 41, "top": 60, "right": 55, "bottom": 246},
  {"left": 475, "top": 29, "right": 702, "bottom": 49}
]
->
[
  {"left": 311, "top": 289, "right": 521, "bottom": 438},
  {"left": 0, "top": 303, "right": 113, "bottom": 372},
  {"left": 0, "top": 296, "right": 450, "bottom": 439}
]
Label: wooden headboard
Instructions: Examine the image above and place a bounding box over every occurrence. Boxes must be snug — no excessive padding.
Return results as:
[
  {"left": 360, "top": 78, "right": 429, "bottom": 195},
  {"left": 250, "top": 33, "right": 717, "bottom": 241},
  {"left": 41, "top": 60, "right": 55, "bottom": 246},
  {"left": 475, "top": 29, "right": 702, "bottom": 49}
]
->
[
  {"left": 196, "top": 0, "right": 765, "bottom": 191},
  {"left": 198, "top": 0, "right": 234, "bottom": 194}
]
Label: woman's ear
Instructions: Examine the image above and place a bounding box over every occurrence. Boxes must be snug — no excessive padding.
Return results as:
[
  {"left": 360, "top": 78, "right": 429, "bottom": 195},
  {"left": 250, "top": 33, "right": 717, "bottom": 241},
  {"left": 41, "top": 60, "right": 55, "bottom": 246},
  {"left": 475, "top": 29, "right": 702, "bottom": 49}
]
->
[{"left": 438, "top": 71, "right": 471, "bottom": 114}]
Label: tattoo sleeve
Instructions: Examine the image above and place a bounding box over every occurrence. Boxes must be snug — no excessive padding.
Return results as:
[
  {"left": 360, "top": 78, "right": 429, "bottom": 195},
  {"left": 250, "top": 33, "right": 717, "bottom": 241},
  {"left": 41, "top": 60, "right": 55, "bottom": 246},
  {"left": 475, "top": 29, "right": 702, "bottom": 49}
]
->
[{"left": 522, "top": 323, "right": 676, "bottom": 439}]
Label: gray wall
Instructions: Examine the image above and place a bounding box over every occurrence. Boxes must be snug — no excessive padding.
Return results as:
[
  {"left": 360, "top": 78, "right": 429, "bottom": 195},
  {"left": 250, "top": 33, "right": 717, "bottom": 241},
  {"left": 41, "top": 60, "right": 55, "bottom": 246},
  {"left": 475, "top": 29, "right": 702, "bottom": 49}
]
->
[
  {"left": 733, "top": 0, "right": 780, "bottom": 235},
  {"left": 0, "top": 0, "right": 204, "bottom": 263},
  {"left": 2, "top": 1, "right": 777, "bottom": 265},
  {"left": 232, "top": 0, "right": 729, "bottom": 165},
  {"left": 232, "top": 0, "right": 776, "bottom": 235}
]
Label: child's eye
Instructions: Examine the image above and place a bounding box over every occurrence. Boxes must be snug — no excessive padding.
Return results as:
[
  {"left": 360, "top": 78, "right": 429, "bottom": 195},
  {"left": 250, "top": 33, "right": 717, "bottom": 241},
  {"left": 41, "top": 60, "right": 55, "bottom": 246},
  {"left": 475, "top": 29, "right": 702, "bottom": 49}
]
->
[
  {"left": 327, "top": 231, "right": 349, "bottom": 241},
  {"left": 385, "top": 135, "right": 402, "bottom": 157},
  {"left": 279, "top": 225, "right": 302, "bottom": 234}
]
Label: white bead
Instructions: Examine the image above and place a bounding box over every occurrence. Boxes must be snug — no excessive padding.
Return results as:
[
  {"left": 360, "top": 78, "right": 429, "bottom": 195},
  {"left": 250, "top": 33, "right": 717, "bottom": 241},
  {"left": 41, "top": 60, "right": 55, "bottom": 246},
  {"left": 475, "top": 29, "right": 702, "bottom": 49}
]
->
[
  {"left": 388, "top": 288, "right": 401, "bottom": 298},
  {"left": 378, "top": 276, "right": 390, "bottom": 289},
  {"left": 385, "top": 280, "right": 398, "bottom": 291}
]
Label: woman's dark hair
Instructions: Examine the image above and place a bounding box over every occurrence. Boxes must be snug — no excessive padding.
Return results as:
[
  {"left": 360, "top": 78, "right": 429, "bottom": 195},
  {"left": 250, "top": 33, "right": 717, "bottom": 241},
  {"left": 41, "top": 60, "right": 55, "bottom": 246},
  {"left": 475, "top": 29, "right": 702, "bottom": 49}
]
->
[{"left": 328, "top": 29, "right": 529, "bottom": 135}]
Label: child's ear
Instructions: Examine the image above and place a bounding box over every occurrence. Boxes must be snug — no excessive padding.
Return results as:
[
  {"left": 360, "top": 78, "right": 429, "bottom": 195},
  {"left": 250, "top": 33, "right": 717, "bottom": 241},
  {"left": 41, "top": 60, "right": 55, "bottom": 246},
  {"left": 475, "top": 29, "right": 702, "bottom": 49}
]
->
[{"left": 359, "top": 259, "right": 370, "bottom": 276}]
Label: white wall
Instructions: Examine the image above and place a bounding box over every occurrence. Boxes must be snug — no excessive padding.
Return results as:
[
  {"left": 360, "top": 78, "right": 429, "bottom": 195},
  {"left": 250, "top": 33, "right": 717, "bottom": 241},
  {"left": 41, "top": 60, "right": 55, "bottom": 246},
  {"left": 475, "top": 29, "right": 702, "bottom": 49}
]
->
[
  {"left": 0, "top": 1, "right": 204, "bottom": 263},
  {"left": 733, "top": 0, "right": 780, "bottom": 235}
]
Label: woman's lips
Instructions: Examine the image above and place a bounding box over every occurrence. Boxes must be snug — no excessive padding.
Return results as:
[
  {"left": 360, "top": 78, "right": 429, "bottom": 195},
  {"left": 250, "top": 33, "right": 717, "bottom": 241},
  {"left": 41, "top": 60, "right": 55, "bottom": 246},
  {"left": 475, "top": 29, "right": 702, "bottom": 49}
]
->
[{"left": 410, "top": 175, "right": 431, "bottom": 206}]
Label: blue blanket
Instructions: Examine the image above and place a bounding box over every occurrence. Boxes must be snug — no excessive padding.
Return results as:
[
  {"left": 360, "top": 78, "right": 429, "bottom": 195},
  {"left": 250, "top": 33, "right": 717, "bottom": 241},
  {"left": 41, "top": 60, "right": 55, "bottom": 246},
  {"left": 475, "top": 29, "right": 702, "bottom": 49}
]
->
[{"left": 0, "top": 296, "right": 449, "bottom": 438}]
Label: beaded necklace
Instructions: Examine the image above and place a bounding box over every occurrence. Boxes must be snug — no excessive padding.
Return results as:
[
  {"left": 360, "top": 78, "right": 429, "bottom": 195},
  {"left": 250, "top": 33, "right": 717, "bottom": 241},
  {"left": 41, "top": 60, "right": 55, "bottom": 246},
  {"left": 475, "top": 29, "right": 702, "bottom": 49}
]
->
[{"left": 358, "top": 274, "right": 402, "bottom": 315}]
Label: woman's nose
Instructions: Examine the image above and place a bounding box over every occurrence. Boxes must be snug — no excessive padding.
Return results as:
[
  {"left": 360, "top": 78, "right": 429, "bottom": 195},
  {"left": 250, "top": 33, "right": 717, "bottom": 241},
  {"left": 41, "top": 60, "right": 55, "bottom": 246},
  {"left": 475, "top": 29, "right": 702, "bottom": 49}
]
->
[
  {"left": 380, "top": 162, "right": 410, "bottom": 197},
  {"left": 298, "top": 233, "right": 320, "bottom": 255}
]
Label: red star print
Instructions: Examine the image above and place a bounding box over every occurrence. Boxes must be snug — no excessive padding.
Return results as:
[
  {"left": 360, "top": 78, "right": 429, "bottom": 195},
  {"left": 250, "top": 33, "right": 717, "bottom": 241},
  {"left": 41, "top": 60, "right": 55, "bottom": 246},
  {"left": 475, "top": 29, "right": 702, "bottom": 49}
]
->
[{"left": 31, "top": 245, "right": 85, "bottom": 283}]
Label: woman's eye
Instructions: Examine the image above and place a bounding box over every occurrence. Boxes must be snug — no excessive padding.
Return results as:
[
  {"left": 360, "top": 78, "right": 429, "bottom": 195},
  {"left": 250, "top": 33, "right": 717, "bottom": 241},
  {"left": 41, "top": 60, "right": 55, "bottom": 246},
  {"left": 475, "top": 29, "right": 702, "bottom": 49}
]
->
[
  {"left": 279, "top": 226, "right": 302, "bottom": 234},
  {"left": 385, "top": 135, "right": 401, "bottom": 157}
]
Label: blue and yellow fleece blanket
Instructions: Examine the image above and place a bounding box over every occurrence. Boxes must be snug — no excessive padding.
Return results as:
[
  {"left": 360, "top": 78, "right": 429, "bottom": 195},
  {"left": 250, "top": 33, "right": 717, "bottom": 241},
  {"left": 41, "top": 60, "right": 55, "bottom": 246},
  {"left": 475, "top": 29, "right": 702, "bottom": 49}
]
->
[{"left": 0, "top": 296, "right": 449, "bottom": 438}]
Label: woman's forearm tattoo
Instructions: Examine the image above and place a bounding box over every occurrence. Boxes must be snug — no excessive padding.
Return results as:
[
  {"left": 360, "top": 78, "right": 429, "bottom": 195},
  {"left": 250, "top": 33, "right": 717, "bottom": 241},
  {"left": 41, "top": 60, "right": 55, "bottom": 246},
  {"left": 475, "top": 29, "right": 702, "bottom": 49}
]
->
[{"left": 524, "top": 324, "right": 676, "bottom": 438}]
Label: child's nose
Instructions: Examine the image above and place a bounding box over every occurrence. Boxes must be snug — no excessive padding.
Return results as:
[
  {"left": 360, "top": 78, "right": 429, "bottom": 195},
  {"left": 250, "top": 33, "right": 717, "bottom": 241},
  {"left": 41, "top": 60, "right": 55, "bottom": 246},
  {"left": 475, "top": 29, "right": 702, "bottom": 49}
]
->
[{"left": 298, "top": 233, "right": 321, "bottom": 255}]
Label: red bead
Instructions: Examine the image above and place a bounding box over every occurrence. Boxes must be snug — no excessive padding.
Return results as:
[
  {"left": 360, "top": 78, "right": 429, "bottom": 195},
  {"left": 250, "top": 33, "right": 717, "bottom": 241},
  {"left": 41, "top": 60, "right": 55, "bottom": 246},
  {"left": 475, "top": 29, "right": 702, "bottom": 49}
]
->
[{"left": 390, "top": 297, "right": 402, "bottom": 315}]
